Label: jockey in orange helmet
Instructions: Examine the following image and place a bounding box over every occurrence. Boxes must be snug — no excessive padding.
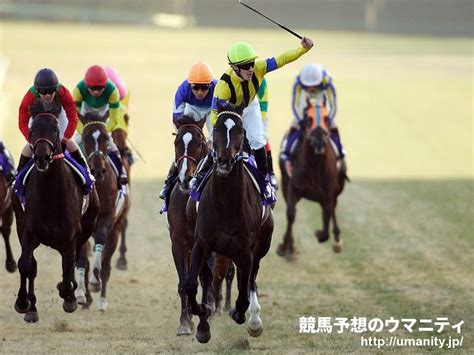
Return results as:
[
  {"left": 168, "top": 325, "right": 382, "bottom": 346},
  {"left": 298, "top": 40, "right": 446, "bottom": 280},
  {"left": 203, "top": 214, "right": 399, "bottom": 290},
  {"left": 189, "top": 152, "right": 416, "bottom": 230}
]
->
[
  {"left": 72, "top": 65, "right": 128, "bottom": 185},
  {"left": 159, "top": 61, "right": 217, "bottom": 200}
]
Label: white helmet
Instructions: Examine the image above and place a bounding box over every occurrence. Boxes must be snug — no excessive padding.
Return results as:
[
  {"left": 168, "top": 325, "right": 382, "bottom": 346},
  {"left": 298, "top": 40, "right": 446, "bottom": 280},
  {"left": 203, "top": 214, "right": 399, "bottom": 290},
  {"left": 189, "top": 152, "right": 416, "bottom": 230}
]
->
[{"left": 299, "top": 64, "right": 324, "bottom": 86}]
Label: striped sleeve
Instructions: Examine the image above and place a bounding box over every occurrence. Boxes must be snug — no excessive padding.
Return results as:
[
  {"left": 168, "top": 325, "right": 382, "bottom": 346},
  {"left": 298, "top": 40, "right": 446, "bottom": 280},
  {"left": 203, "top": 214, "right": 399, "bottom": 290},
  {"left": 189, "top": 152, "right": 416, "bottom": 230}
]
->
[
  {"left": 211, "top": 79, "right": 232, "bottom": 126},
  {"left": 291, "top": 80, "right": 303, "bottom": 122},
  {"left": 173, "top": 81, "right": 187, "bottom": 122},
  {"left": 266, "top": 46, "right": 309, "bottom": 74},
  {"left": 326, "top": 81, "right": 337, "bottom": 121}
]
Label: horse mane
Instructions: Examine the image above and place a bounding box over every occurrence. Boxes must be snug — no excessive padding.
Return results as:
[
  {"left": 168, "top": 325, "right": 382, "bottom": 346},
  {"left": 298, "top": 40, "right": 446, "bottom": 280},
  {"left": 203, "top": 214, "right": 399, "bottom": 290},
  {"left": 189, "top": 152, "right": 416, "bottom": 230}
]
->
[
  {"left": 177, "top": 115, "right": 201, "bottom": 127},
  {"left": 216, "top": 101, "right": 244, "bottom": 117},
  {"left": 29, "top": 98, "right": 62, "bottom": 118},
  {"left": 81, "top": 111, "right": 107, "bottom": 124}
]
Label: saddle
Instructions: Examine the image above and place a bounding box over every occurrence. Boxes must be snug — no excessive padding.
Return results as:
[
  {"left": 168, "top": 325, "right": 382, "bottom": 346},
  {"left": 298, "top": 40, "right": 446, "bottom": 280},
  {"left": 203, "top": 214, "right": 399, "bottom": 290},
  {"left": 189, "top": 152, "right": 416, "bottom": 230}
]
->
[{"left": 13, "top": 153, "right": 95, "bottom": 198}]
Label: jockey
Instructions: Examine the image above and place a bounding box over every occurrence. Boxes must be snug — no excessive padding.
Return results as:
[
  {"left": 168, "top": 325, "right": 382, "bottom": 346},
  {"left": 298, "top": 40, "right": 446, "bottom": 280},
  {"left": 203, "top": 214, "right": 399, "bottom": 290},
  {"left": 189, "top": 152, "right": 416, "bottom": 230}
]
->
[
  {"left": 281, "top": 63, "right": 346, "bottom": 175},
  {"left": 17, "top": 68, "right": 92, "bottom": 179},
  {"left": 159, "top": 61, "right": 217, "bottom": 199},
  {"left": 190, "top": 36, "right": 314, "bottom": 201},
  {"left": 0, "top": 140, "right": 15, "bottom": 183},
  {"left": 104, "top": 66, "right": 135, "bottom": 166},
  {"left": 73, "top": 65, "right": 128, "bottom": 185},
  {"left": 257, "top": 78, "right": 278, "bottom": 190}
]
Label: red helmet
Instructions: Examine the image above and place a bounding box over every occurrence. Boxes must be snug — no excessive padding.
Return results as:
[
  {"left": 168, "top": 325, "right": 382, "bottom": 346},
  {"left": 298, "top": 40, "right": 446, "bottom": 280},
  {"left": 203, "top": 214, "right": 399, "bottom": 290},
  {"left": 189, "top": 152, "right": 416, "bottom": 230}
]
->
[{"left": 84, "top": 65, "right": 108, "bottom": 86}]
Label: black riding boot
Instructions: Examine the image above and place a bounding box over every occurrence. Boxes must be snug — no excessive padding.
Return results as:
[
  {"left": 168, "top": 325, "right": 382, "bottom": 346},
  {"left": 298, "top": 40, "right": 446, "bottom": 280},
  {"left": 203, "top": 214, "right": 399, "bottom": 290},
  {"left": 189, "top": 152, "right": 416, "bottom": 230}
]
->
[
  {"left": 266, "top": 149, "right": 278, "bottom": 190},
  {"left": 189, "top": 151, "right": 213, "bottom": 191},
  {"left": 254, "top": 147, "right": 275, "bottom": 201},
  {"left": 16, "top": 154, "right": 31, "bottom": 173},
  {"left": 159, "top": 162, "right": 179, "bottom": 200}
]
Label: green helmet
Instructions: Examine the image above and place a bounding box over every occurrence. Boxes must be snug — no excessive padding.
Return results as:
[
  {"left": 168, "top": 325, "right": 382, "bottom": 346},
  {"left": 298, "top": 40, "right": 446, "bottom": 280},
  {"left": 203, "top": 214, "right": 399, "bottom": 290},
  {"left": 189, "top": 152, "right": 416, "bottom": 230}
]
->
[{"left": 227, "top": 42, "right": 258, "bottom": 65}]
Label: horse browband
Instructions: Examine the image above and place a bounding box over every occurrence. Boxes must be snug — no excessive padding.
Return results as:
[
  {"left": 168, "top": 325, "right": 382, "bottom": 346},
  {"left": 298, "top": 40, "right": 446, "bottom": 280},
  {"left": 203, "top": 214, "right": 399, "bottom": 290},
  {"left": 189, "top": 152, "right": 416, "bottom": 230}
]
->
[
  {"left": 217, "top": 111, "right": 242, "bottom": 120},
  {"left": 83, "top": 120, "right": 107, "bottom": 130}
]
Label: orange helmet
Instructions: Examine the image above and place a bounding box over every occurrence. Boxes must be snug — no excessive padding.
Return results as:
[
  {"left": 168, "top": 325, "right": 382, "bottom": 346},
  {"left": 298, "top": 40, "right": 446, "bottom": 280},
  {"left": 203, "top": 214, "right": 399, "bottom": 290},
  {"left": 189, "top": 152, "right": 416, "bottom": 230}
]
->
[
  {"left": 187, "top": 61, "right": 213, "bottom": 84},
  {"left": 85, "top": 65, "right": 108, "bottom": 86}
]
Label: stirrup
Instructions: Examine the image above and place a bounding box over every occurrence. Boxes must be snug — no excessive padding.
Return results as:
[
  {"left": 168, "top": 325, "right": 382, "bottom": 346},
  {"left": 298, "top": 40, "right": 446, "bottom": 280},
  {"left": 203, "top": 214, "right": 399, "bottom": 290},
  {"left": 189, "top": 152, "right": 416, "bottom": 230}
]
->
[
  {"left": 158, "top": 185, "right": 168, "bottom": 200},
  {"left": 268, "top": 173, "right": 278, "bottom": 190},
  {"left": 119, "top": 174, "right": 128, "bottom": 185}
]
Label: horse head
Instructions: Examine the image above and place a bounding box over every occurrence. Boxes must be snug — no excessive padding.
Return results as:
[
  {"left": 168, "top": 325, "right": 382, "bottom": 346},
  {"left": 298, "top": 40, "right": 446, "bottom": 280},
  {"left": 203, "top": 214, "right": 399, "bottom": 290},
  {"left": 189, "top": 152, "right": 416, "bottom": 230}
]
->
[
  {"left": 29, "top": 99, "right": 62, "bottom": 172},
  {"left": 174, "top": 115, "right": 207, "bottom": 189},
  {"left": 302, "top": 97, "right": 329, "bottom": 155},
  {"left": 212, "top": 101, "right": 245, "bottom": 176},
  {"left": 81, "top": 112, "right": 109, "bottom": 182}
]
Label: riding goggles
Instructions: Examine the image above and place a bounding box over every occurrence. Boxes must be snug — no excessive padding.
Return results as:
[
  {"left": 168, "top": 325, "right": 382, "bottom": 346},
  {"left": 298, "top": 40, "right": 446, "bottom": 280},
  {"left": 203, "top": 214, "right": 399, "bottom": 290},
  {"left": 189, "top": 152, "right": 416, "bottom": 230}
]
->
[
  {"left": 236, "top": 61, "right": 255, "bottom": 70},
  {"left": 190, "top": 84, "right": 211, "bottom": 92},
  {"left": 88, "top": 85, "right": 105, "bottom": 92},
  {"left": 38, "top": 87, "right": 56, "bottom": 95}
]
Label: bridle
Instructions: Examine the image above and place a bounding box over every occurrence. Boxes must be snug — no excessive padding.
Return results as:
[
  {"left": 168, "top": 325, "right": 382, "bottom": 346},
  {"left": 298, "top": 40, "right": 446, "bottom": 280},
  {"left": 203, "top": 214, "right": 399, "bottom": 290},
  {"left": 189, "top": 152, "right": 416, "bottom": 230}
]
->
[
  {"left": 83, "top": 121, "right": 109, "bottom": 162},
  {"left": 175, "top": 124, "right": 207, "bottom": 165},
  {"left": 213, "top": 112, "right": 245, "bottom": 166},
  {"left": 32, "top": 113, "right": 63, "bottom": 162}
]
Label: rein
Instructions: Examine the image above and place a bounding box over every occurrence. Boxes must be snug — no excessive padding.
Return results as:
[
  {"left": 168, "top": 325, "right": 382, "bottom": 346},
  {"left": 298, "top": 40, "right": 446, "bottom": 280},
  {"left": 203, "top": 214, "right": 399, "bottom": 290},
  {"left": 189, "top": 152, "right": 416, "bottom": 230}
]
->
[
  {"left": 175, "top": 124, "right": 206, "bottom": 165},
  {"left": 217, "top": 110, "right": 242, "bottom": 121},
  {"left": 82, "top": 121, "right": 109, "bottom": 161}
]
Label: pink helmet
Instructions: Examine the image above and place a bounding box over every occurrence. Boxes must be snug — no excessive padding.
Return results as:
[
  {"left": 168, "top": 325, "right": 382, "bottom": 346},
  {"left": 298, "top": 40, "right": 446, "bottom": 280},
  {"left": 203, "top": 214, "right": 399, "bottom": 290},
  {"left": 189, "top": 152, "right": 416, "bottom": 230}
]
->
[{"left": 104, "top": 66, "right": 127, "bottom": 100}]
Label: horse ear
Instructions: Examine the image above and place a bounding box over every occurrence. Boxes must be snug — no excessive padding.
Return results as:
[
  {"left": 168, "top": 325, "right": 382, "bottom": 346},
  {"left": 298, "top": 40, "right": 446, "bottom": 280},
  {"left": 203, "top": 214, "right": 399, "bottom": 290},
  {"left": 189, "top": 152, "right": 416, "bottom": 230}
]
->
[
  {"left": 236, "top": 101, "right": 245, "bottom": 116},
  {"left": 197, "top": 117, "right": 206, "bottom": 129}
]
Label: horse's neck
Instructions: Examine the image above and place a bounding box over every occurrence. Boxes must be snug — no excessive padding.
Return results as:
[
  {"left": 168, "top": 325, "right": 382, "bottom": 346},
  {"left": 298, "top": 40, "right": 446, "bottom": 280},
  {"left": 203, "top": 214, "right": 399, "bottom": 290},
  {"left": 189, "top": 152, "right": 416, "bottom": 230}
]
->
[
  {"left": 300, "top": 138, "right": 328, "bottom": 169},
  {"left": 35, "top": 161, "right": 75, "bottom": 201}
]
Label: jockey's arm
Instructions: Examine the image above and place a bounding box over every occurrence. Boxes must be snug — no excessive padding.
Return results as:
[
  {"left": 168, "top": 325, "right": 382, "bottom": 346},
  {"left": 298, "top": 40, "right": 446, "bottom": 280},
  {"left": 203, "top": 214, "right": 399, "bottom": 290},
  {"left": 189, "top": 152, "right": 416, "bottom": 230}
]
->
[
  {"left": 172, "top": 81, "right": 187, "bottom": 123},
  {"left": 210, "top": 83, "right": 232, "bottom": 126},
  {"left": 257, "top": 78, "right": 268, "bottom": 121},
  {"left": 72, "top": 85, "right": 85, "bottom": 134},
  {"left": 263, "top": 45, "right": 310, "bottom": 74},
  {"left": 59, "top": 85, "right": 78, "bottom": 140},
  {"left": 105, "top": 88, "right": 121, "bottom": 132},
  {"left": 291, "top": 80, "right": 303, "bottom": 122},
  {"left": 18, "top": 90, "right": 35, "bottom": 142},
  {"left": 326, "top": 81, "right": 338, "bottom": 124}
]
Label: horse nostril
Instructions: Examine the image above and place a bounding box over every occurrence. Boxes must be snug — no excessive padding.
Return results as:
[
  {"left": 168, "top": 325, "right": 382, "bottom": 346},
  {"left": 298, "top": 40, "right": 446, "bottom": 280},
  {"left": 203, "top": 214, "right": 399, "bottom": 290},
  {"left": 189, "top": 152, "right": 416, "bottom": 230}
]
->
[
  {"left": 90, "top": 169, "right": 96, "bottom": 175},
  {"left": 101, "top": 168, "right": 106, "bottom": 175}
]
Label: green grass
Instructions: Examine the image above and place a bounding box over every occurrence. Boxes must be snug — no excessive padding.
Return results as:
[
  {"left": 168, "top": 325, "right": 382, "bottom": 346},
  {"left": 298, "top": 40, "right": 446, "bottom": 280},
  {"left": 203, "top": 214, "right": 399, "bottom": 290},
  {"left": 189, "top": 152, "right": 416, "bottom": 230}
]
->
[{"left": 0, "top": 21, "right": 472, "bottom": 353}]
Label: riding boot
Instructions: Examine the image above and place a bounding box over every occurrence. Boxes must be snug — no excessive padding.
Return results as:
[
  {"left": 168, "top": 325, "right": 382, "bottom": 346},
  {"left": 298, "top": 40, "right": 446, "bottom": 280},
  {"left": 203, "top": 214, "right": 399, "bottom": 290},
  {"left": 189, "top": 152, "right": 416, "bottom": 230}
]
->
[
  {"left": 70, "top": 150, "right": 94, "bottom": 181},
  {"left": 124, "top": 146, "right": 135, "bottom": 166},
  {"left": 329, "top": 127, "right": 347, "bottom": 175},
  {"left": 280, "top": 127, "right": 299, "bottom": 161},
  {"left": 110, "top": 150, "right": 129, "bottom": 185},
  {"left": 189, "top": 151, "right": 213, "bottom": 191},
  {"left": 16, "top": 154, "right": 31, "bottom": 173},
  {"left": 255, "top": 147, "right": 275, "bottom": 201},
  {"left": 159, "top": 162, "right": 179, "bottom": 200},
  {"left": 266, "top": 148, "right": 278, "bottom": 190}
]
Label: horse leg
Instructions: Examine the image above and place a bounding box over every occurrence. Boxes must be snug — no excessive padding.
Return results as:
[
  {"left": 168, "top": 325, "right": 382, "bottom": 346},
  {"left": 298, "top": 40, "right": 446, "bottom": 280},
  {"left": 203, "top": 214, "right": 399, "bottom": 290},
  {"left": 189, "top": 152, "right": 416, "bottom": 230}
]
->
[
  {"left": 212, "top": 254, "right": 230, "bottom": 315},
  {"left": 172, "top": 242, "right": 192, "bottom": 336},
  {"left": 89, "top": 220, "right": 111, "bottom": 293},
  {"left": 75, "top": 243, "right": 89, "bottom": 306},
  {"left": 2, "top": 206, "right": 16, "bottom": 272},
  {"left": 224, "top": 262, "right": 235, "bottom": 311},
  {"left": 331, "top": 203, "right": 342, "bottom": 253},
  {"left": 247, "top": 258, "right": 263, "bottom": 337},
  {"left": 316, "top": 201, "right": 332, "bottom": 243},
  {"left": 277, "top": 190, "right": 300, "bottom": 259},
  {"left": 184, "top": 240, "right": 212, "bottom": 343},
  {"left": 230, "top": 253, "right": 252, "bottom": 325},
  {"left": 58, "top": 244, "right": 78, "bottom": 313},
  {"left": 116, "top": 217, "right": 128, "bottom": 270},
  {"left": 98, "top": 223, "right": 121, "bottom": 312}
]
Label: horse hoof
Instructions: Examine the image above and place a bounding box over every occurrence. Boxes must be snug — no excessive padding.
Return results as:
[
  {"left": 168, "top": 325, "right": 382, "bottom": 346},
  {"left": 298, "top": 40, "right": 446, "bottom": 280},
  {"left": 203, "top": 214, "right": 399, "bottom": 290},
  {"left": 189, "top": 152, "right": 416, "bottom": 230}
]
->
[
  {"left": 14, "top": 299, "right": 31, "bottom": 314},
  {"left": 116, "top": 257, "right": 127, "bottom": 271},
  {"left": 276, "top": 243, "right": 287, "bottom": 257},
  {"left": 333, "top": 242, "right": 343, "bottom": 253},
  {"left": 196, "top": 329, "right": 211, "bottom": 343},
  {"left": 63, "top": 299, "right": 78, "bottom": 313},
  {"left": 316, "top": 230, "right": 329, "bottom": 243},
  {"left": 24, "top": 310, "right": 39, "bottom": 323},
  {"left": 247, "top": 325, "right": 263, "bottom": 337},
  {"left": 75, "top": 290, "right": 87, "bottom": 305},
  {"left": 6, "top": 260, "right": 17, "bottom": 273},
  {"left": 97, "top": 297, "right": 108, "bottom": 312},
  {"left": 229, "top": 308, "right": 246, "bottom": 324},
  {"left": 176, "top": 325, "right": 192, "bottom": 336}
]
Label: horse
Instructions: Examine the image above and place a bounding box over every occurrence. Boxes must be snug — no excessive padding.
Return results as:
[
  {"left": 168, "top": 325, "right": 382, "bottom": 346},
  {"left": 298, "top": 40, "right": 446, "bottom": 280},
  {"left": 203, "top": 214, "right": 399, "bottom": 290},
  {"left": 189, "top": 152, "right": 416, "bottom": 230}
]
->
[
  {"left": 12, "top": 100, "right": 99, "bottom": 322},
  {"left": 78, "top": 112, "right": 130, "bottom": 311},
  {"left": 166, "top": 116, "right": 210, "bottom": 335},
  {"left": 277, "top": 99, "right": 346, "bottom": 260},
  {"left": 0, "top": 171, "right": 15, "bottom": 272},
  {"left": 184, "top": 101, "right": 274, "bottom": 343}
]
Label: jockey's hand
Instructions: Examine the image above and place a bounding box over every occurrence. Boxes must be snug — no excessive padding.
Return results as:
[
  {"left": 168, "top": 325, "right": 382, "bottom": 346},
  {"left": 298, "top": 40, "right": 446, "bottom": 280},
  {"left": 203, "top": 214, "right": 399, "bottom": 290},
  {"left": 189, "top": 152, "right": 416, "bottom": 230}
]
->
[
  {"left": 301, "top": 37, "right": 314, "bottom": 50},
  {"left": 61, "top": 138, "right": 68, "bottom": 152}
]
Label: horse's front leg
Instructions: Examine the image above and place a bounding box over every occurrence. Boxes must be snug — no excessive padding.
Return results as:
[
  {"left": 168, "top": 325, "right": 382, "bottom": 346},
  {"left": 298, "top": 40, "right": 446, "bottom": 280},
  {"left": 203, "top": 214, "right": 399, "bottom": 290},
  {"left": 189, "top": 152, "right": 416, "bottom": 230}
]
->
[
  {"left": 89, "top": 218, "right": 112, "bottom": 292},
  {"left": 277, "top": 188, "right": 300, "bottom": 259},
  {"left": 331, "top": 199, "right": 342, "bottom": 253},
  {"left": 230, "top": 252, "right": 252, "bottom": 325},
  {"left": 116, "top": 217, "right": 128, "bottom": 270},
  {"left": 75, "top": 242, "right": 90, "bottom": 306},
  {"left": 172, "top": 241, "right": 193, "bottom": 336},
  {"left": 316, "top": 200, "right": 333, "bottom": 243},
  {"left": 15, "top": 234, "right": 39, "bottom": 323},
  {"left": 184, "top": 240, "right": 212, "bottom": 343},
  {"left": 212, "top": 254, "right": 232, "bottom": 315},
  {"left": 58, "top": 241, "right": 78, "bottom": 313},
  {"left": 2, "top": 207, "right": 17, "bottom": 272}
]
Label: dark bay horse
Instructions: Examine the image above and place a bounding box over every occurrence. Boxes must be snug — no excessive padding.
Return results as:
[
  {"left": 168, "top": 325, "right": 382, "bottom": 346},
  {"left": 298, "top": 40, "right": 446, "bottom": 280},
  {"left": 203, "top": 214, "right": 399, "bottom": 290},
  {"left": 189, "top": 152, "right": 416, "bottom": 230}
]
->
[
  {"left": 277, "top": 100, "right": 346, "bottom": 260},
  {"left": 166, "top": 116, "right": 209, "bottom": 335},
  {"left": 0, "top": 172, "right": 15, "bottom": 272},
  {"left": 79, "top": 112, "right": 130, "bottom": 311},
  {"left": 12, "top": 100, "right": 99, "bottom": 322},
  {"left": 185, "top": 102, "right": 274, "bottom": 343}
]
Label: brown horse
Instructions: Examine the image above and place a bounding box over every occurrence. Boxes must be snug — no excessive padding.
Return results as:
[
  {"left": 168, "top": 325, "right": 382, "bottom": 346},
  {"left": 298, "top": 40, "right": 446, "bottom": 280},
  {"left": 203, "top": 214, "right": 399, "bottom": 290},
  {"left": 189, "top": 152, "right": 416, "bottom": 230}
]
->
[
  {"left": 166, "top": 116, "right": 210, "bottom": 335},
  {"left": 277, "top": 100, "right": 346, "bottom": 260},
  {"left": 78, "top": 112, "right": 130, "bottom": 311},
  {"left": 185, "top": 102, "right": 274, "bottom": 343},
  {"left": 12, "top": 100, "right": 99, "bottom": 322},
  {"left": 0, "top": 170, "right": 15, "bottom": 272}
]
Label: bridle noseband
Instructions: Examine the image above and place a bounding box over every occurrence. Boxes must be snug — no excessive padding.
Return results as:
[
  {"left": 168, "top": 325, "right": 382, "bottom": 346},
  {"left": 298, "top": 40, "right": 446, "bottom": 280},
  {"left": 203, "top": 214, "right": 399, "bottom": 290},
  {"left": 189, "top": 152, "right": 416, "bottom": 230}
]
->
[
  {"left": 176, "top": 124, "right": 206, "bottom": 166},
  {"left": 32, "top": 113, "right": 63, "bottom": 162},
  {"left": 213, "top": 111, "right": 245, "bottom": 166},
  {"left": 83, "top": 121, "right": 109, "bottom": 162}
]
